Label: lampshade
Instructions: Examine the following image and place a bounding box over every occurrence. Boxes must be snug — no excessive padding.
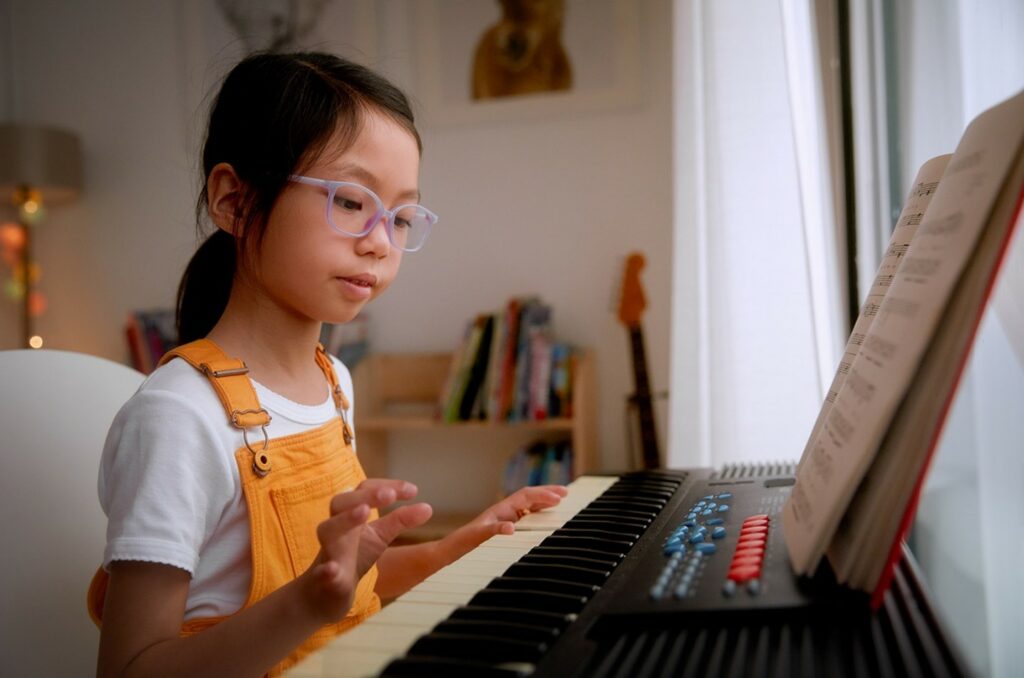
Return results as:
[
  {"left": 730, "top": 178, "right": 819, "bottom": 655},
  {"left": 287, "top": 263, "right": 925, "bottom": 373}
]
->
[{"left": 0, "top": 123, "right": 83, "bottom": 204}]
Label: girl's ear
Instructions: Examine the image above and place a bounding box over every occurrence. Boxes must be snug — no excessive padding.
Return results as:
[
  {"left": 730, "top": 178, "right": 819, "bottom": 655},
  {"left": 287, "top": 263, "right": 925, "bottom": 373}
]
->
[{"left": 207, "top": 163, "right": 244, "bottom": 235}]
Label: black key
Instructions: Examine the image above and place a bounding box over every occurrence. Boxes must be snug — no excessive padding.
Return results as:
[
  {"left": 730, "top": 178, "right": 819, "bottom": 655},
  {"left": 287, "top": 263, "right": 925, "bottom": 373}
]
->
[
  {"left": 470, "top": 588, "right": 588, "bottom": 614},
  {"left": 433, "top": 619, "right": 561, "bottom": 644},
  {"left": 554, "top": 526, "right": 641, "bottom": 541},
  {"left": 591, "top": 496, "right": 665, "bottom": 510},
  {"left": 406, "top": 632, "right": 547, "bottom": 664},
  {"left": 448, "top": 605, "right": 575, "bottom": 631},
  {"left": 518, "top": 552, "right": 620, "bottom": 572},
  {"left": 381, "top": 656, "right": 534, "bottom": 678},
  {"left": 582, "top": 501, "right": 661, "bottom": 517},
  {"left": 504, "top": 562, "right": 611, "bottom": 586},
  {"left": 527, "top": 545, "right": 625, "bottom": 563},
  {"left": 600, "top": 488, "right": 676, "bottom": 501},
  {"left": 540, "top": 534, "right": 633, "bottom": 554},
  {"left": 488, "top": 576, "right": 598, "bottom": 598},
  {"left": 563, "top": 516, "right": 651, "bottom": 532}
]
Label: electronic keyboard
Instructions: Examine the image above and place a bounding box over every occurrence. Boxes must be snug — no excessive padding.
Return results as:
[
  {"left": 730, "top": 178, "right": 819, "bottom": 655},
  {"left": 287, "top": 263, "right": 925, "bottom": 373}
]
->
[{"left": 286, "top": 467, "right": 965, "bottom": 677}]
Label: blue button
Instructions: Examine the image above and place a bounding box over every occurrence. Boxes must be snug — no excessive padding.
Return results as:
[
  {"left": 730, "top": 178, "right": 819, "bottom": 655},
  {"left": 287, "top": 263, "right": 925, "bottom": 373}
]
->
[
  {"left": 686, "top": 513, "right": 698, "bottom": 521},
  {"left": 703, "top": 495, "right": 714, "bottom": 500},
  {"left": 673, "top": 584, "right": 690, "bottom": 599},
  {"left": 717, "top": 492, "right": 733, "bottom": 500},
  {"left": 665, "top": 536, "right": 682, "bottom": 547},
  {"left": 706, "top": 517, "right": 725, "bottom": 526},
  {"left": 747, "top": 579, "right": 761, "bottom": 596},
  {"left": 695, "top": 542, "right": 717, "bottom": 554},
  {"left": 664, "top": 543, "right": 686, "bottom": 555},
  {"left": 688, "top": 533, "right": 705, "bottom": 544},
  {"left": 706, "top": 501, "right": 717, "bottom": 509},
  {"left": 712, "top": 526, "right": 727, "bottom": 539},
  {"left": 683, "top": 520, "right": 697, "bottom": 528},
  {"left": 717, "top": 504, "right": 730, "bottom": 513},
  {"left": 701, "top": 509, "right": 714, "bottom": 516},
  {"left": 650, "top": 585, "right": 667, "bottom": 600},
  {"left": 722, "top": 579, "right": 737, "bottom": 597}
]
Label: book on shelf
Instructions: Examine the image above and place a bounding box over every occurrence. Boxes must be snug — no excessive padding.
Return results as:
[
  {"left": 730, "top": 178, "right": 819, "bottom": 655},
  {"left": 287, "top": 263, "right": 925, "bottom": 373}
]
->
[
  {"left": 502, "top": 439, "right": 573, "bottom": 495},
  {"left": 438, "top": 297, "right": 579, "bottom": 424},
  {"left": 124, "top": 308, "right": 177, "bottom": 374},
  {"left": 782, "top": 89, "right": 1024, "bottom": 606}
]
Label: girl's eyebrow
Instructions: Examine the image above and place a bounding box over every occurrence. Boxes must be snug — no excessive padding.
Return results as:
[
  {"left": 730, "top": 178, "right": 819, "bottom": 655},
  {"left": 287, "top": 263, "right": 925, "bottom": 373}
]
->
[{"left": 332, "top": 163, "right": 421, "bottom": 203}]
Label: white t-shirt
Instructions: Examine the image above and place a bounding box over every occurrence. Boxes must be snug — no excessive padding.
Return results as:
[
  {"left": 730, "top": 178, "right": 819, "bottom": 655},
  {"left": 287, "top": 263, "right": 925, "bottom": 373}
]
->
[{"left": 98, "top": 355, "right": 355, "bottom": 620}]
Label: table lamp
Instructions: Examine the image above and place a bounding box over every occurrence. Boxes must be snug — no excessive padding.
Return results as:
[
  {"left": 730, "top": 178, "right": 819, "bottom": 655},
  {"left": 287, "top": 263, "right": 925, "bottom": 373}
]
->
[{"left": 0, "top": 123, "right": 83, "bottom": 348}]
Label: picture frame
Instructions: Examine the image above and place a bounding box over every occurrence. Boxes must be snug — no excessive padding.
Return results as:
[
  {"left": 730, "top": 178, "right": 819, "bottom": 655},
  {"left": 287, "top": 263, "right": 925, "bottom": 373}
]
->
[{"left": 411, "top": 0, "right": 643, "bottom": 126}]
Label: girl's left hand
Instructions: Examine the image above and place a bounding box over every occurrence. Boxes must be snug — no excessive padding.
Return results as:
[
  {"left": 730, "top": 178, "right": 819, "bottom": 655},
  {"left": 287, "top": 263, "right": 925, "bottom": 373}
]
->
[{"left": 447, "top": 484, "right": 569, "bottom": 556}]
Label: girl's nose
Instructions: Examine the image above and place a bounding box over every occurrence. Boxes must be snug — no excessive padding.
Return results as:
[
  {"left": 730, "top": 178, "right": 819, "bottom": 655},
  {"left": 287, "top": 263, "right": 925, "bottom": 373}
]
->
[{"left": 355, "top": 213, "right": 392, "bottom": 257}]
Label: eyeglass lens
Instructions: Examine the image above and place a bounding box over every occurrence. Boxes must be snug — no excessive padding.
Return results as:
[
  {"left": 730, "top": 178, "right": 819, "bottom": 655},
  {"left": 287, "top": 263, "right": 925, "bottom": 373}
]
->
[{"left": 329, "top": 183, "right": 432, "bottom": 251}]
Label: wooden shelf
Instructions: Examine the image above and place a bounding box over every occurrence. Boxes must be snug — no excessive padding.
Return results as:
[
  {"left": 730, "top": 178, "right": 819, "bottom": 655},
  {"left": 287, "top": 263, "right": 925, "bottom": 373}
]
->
[
  {"left": 352, "top": 350, "right": 597, "bottom": 497},
  {"left": 358, "top": 416, "right": 577, "bottom": 432}
]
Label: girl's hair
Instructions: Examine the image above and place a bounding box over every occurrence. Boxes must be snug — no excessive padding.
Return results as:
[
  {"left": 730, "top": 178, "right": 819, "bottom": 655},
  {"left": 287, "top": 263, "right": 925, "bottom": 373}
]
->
[{"left": 176, "top": 52, "right": 421, "bottom": 344}]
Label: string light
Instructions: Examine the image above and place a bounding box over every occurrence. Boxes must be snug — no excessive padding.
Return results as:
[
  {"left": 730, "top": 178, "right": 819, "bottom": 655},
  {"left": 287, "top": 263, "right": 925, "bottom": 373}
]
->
[{"left": 28, "top": 335, "right": 43, "bottom": 349}]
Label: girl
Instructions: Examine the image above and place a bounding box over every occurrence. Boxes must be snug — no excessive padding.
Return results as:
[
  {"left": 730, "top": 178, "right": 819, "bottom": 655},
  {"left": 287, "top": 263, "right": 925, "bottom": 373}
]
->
[{"left": 92, "top": 52, "right": 567, "bottom": 677}]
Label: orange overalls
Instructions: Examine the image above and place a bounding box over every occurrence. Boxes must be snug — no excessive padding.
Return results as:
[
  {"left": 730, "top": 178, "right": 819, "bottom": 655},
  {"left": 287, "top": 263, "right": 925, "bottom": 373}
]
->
[{"left": 88, "top": 339, "right": 381, "bottom": 675}]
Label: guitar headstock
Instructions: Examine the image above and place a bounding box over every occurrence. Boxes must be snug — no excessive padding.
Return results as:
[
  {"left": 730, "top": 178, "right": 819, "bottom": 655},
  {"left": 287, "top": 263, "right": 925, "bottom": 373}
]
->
[{"left": 618, "top": 252, "right": 647, "bottom": 328}]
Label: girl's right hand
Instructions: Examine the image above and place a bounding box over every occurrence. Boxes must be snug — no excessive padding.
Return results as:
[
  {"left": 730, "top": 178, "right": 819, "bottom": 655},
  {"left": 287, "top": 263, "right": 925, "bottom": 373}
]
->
[{"left": 301, "top": 478, "right": 428, "bottom": 623}]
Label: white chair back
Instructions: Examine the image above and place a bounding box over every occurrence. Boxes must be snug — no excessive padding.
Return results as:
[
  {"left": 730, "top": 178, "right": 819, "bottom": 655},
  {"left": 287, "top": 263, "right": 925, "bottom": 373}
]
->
[{"left": 0, "top": 349, "right": 144, "bottom": 677}]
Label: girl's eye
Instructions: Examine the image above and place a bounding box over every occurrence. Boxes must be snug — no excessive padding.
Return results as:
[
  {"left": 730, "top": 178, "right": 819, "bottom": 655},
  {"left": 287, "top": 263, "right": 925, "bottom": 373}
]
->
[
  {"left": 394, "top": 217, "right": 412, "bottom": 230},
  {"left": 334, "top": 196, "right": 363, "bottom": 212}
]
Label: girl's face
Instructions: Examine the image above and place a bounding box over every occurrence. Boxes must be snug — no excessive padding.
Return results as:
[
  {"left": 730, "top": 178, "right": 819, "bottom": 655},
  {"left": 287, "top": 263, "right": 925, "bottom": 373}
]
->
[{"left": 253, "top": 109, "right": 421, "bottom": 325}]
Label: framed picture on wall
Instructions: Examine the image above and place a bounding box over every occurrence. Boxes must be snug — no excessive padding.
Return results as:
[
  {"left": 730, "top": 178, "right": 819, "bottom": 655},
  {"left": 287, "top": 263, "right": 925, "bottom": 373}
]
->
[{"left": 412, "top": 0, "right": 642, "bottom": 126}]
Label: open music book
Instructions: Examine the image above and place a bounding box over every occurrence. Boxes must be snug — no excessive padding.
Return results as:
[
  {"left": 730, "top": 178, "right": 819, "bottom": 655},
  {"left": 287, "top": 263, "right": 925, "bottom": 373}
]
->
[{"left": 782, "top": 89, "right": 1024, "bottom": 605}]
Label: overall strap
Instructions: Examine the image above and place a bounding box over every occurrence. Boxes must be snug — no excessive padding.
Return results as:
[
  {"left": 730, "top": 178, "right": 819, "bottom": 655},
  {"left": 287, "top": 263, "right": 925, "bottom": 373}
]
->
[
  {"left": 158, "top": 339, "right": 273, "bottom": 475},
  {"left": 314, "top": 343, "right": 354, "bottom": 445}
]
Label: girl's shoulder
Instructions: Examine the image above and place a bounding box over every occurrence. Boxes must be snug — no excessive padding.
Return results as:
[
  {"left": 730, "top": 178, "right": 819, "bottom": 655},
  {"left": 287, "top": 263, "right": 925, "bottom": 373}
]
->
[{"left": 119, "top": 357, "right": 231, "bottom": 430}]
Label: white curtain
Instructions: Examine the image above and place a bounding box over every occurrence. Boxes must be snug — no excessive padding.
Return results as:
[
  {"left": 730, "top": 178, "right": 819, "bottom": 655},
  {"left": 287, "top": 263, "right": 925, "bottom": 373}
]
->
[{"left": 669, "top": 0, "right": 845, "bottom": 468}]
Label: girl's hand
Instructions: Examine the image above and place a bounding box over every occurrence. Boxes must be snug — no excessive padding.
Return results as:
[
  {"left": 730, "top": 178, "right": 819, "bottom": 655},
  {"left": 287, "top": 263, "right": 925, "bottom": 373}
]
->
[
  {"left": 301, "top": 479, "right": 428, "bottom": 623},
  {"left": 446, "top": 485, "right": 569, "bottom": 556}
]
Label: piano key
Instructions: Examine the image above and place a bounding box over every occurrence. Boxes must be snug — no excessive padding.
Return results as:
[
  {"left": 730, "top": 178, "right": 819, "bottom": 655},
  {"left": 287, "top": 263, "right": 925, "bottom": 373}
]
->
[
  {"left": 539, "top": 534, "right": 634, "bottom": 554},
  {"left": 380, "top": 656, "right": 535, "bottom": 678},
  {"left": 432, "top": 619, "right": 562, "bottom": 644},
  {"left": 526, "top": 545, "right": 624, "bottom": 564},
  {"left": 447, "top": 605, "right": 576, "bottom": 631},
  {"left": 469, "top": 588, "right": 589, "bottom": 614},
  {"left": 487, "top": 576, "right": 600, "bottom": 598},
  {"left": 517, "top": 552, "right": 621, "bottom": 571},
  {"left": 405, "top": 632, "right": 549, "bottom": 664},
  {"left": 503, "top": 561, "right": 611, "bottom": 586}
]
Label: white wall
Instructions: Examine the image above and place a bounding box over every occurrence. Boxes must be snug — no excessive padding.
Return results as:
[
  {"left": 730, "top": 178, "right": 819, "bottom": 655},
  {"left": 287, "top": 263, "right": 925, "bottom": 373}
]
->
[{"left": 0, "top": 1, "right": 673, "bottom": 505}]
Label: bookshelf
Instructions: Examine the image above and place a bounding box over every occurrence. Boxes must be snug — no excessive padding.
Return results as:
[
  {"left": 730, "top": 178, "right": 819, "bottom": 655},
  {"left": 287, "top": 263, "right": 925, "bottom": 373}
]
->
[{"left": 351, "top": 351, "right": 597, "bottom": 538}]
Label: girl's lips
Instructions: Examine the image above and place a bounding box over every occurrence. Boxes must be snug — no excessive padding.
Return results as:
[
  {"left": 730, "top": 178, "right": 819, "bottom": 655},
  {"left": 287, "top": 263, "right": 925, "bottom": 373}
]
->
[{"left": 337, "top": 275, "right": 375, "bottom": 300}]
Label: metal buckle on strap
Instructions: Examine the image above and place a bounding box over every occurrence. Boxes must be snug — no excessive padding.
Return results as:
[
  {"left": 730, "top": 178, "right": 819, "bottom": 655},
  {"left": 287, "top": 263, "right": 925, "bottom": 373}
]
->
[
  {"left": 201, "top": 362, "right": 250, "bottom": 378},
  {"left": 243, "top": 425, "right": 272, "bottom": 477},
  {"left": 231, "top": 408, "right": 273, "bottom": 477}
]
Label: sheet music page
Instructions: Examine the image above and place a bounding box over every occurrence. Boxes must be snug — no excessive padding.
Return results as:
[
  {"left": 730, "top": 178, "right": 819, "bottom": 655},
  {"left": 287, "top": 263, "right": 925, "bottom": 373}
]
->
[
  {"left": 783, "top": 90, "right": 1024, "bottom": 576},
  {"left": 796, "top": 154, "right": 951, "bottom": 472}
]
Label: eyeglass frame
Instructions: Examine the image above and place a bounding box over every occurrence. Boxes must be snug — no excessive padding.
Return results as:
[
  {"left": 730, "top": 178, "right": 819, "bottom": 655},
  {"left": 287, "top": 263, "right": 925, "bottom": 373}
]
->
[{"left": 288, "top": 174, "right": 438, "bottom": 252}]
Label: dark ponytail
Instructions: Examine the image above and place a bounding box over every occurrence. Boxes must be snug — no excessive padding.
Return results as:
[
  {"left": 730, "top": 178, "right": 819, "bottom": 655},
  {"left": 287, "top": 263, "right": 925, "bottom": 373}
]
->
[
  {"left": 175, "top": 51, "right": 421, "bottom": 344},
  {"left": 176, "top": 229, "right": 235, "bottom": 344}
]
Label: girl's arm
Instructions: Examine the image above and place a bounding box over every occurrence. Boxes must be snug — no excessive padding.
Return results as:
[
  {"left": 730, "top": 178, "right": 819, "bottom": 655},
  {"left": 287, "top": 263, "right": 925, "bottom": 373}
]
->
[
  {"left": 372, "top": 484, "right": 568, "bottom": 601},
  {"left": 97, "top": 479, "right": 427, "bottom": 678}
]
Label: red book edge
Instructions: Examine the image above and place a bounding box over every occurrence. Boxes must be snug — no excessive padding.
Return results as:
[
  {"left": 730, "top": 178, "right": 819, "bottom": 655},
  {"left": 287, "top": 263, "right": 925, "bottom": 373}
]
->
[{"left": 869, "top": 183, "right": 1024, "bottom": 610}]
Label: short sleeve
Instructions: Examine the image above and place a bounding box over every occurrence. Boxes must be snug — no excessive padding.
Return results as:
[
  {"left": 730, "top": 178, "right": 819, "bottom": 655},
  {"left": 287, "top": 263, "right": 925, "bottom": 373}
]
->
[{"left": 98, "top": 388, "right": 238, "bottom": 574}]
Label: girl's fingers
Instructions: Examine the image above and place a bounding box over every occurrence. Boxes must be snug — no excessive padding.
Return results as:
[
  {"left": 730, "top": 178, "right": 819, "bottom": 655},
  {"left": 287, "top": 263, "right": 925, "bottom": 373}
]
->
[
  {"left": 317, "top": 502, "right": 370, "bottom": 551},
  {"left": 366, "top": 502, "right": 433, "bottom": 546},
  {"left": 329, "top": 479, "right": 418, "bottom": 515}
]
